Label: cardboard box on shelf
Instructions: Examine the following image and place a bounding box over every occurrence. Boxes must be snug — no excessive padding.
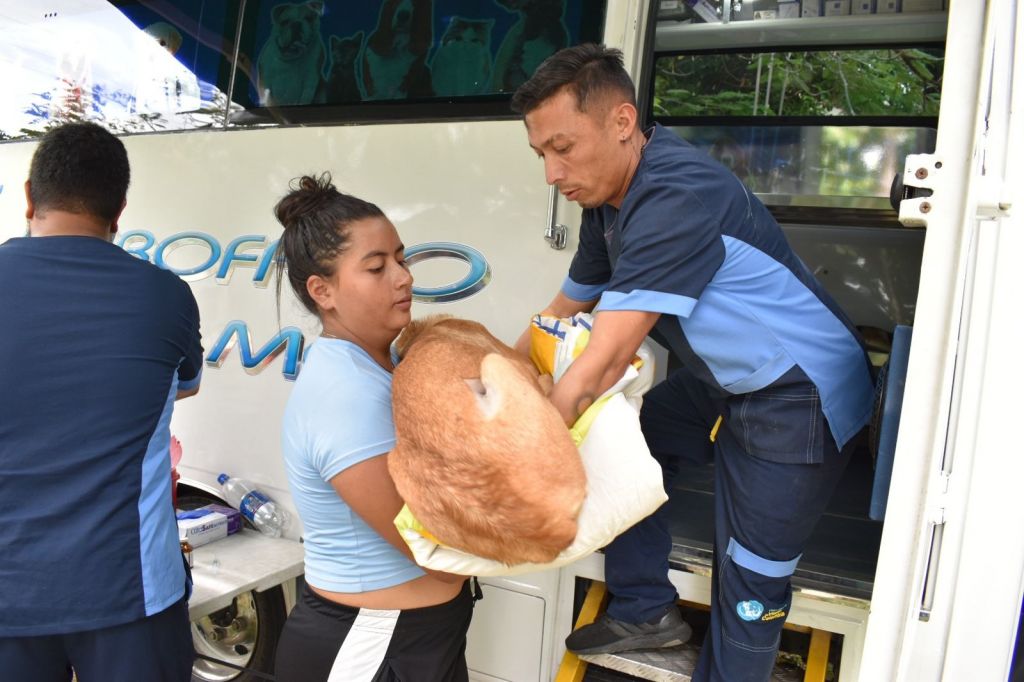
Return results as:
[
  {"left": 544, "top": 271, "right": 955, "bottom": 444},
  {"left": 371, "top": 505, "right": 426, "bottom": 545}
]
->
[
  {"left": 876, "top": 0, "right": 900, "bottom": 11},
  {"left": 177, "top": 509, "right": 229, "bottom": 548},
  {"left": 823, "top": 0, "right": 851, "bottom": 15},
  {"left": 778, "top": 1, "right": 801, "bottom": 18},
  {"left": 684, "top": 0, "right": 720, "bottom": 22},
  {"left": 195, "top": 503, "right": 243, "bottom": 535},
  {"left": 802, "top": 0, "right": 822, "bottom": 16},
  {"left": 851, "top": 0, "right": 874, "bottom": 13},
  {"left": 754, "top": 9, "right": 778, "bottom": 19}
]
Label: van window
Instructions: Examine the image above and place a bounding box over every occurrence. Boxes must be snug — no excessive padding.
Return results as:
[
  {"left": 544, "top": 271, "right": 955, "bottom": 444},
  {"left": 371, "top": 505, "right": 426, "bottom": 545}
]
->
[
  {"left": 650, "top": 20, "right": 944, "bottom": 202},
  {"left": 0, "top": 0, "right": 607, "bottom": 139},
  {"left": 0, "top": 1, "right": 239, "bottom": 140},
  {"left": 654, "top": 48, "right": 942, "bottom": 118},
  {"left": 667, "top": 124, "right": 937, "bottom": 199},
  {"left": 229, "top": 0, "right": 606, "bottom": 123}
]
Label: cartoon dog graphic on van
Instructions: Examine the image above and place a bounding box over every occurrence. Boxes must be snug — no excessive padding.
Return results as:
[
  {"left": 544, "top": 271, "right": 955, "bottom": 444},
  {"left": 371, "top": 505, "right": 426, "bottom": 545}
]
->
[
  {"left": 361, "top": 0, "right": 434, "bottom": 100},
  {"left": 492, "top": 0, "right": 569, "bottom": 93},
  {"left": 257, "top": 1, "right": 327, "bottom": 106}
]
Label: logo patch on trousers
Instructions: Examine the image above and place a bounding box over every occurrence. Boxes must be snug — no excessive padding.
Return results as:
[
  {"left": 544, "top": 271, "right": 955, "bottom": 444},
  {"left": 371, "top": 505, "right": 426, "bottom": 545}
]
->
[
  {"left": 736, "top": 600, "right": 764, "bottom": 621},
  {"left": 761, "top": 608, "right": 787, "bottom": 622}
]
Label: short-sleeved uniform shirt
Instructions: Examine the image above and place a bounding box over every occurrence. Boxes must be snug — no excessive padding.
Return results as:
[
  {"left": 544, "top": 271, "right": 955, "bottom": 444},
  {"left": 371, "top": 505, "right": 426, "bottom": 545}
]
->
[
  {"left": 564, "top": 125, "right": 874, "bottom": 461},
  {"left": 0, "top": 236, "right": 203, "bottom": 637},
  {"left": 280, "top": 339, "right": 423, "bottom": 593}
]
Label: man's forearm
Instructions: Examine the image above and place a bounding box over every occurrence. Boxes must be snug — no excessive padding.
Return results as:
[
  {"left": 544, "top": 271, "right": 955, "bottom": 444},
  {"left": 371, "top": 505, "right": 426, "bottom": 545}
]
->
[{"left": 548, "top": 309, "right": 660, "bottom": 424}]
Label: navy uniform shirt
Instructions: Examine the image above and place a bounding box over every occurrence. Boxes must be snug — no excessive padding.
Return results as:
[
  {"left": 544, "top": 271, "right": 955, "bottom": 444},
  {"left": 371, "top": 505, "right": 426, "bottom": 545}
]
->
[
  {"left": 564, "top": 125, "right": 873, "bottom": 461},
  {"left": 0, "top": 235, "right": 202, "bottom": 636}
]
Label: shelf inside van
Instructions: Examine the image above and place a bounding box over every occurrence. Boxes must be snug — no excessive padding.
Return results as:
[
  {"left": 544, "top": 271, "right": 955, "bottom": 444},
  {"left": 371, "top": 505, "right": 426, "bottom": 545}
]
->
[{"left": 655, "top": 12, "right": 947, "bottom": 51}]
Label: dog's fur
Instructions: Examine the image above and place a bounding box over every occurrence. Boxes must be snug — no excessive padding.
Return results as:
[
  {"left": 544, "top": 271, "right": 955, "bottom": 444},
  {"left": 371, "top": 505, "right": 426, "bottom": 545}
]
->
[
  {"left": 257, "top": 1, "right": 326, "bottom": 106},
  {"left": 389, "top": 316, "right": 586, "bottom": 565}
]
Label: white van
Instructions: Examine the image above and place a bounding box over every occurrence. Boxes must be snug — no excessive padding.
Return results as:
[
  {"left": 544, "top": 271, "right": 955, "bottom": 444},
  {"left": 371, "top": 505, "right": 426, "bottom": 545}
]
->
[{"left": 1, "top": 1, "right": 1021, "bottom": 681}]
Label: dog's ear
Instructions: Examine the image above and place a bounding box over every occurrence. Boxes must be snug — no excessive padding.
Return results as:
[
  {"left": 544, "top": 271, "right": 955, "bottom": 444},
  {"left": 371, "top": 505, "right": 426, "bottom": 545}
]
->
[
  {"left": 306, "top": 1, "right": 324, "bottom": 15},
  {"left": 272, "top": 4, "right": 288, "bottom": 23}
]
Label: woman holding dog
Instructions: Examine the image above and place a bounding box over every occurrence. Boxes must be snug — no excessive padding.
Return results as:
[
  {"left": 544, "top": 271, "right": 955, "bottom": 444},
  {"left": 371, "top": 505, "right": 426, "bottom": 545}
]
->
[{"left": 271, "top": 174, "right": 471, "bottom": 682}]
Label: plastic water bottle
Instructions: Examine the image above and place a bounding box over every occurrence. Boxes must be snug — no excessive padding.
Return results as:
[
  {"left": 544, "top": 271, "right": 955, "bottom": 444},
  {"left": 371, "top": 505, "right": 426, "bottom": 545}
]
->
[{"left": 217, "top": 474, "right": 290, "bottom": 538}]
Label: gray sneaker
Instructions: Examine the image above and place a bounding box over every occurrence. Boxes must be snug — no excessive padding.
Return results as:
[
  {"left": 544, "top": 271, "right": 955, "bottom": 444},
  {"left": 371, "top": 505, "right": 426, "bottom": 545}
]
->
[{"left": 565, "top": 607, "right": 693, "bottom": 655}]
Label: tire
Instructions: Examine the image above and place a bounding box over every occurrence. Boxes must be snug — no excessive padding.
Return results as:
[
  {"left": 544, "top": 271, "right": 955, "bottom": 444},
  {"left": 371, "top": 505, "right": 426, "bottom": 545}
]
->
[{"left": 178, "top": 493, "right": 288, "bottom": 682}]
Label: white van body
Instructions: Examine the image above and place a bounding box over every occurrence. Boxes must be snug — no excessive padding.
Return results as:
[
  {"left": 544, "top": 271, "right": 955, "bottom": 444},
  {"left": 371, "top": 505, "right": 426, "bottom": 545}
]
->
[{"left": 1, "top": 1, "right": 1021, "bottom": 681}]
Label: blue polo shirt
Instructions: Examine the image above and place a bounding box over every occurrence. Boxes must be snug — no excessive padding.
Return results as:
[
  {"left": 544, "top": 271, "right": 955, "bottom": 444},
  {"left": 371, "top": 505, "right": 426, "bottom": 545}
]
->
[
  {"left": 280, "top": 339, "right": 423, "bottom": 593},
  {"left": 564, "top": 125, "right": 873, "bottom": 458},
  {"left": 0, "top": 235, "right": 203, "bottom": 636}
]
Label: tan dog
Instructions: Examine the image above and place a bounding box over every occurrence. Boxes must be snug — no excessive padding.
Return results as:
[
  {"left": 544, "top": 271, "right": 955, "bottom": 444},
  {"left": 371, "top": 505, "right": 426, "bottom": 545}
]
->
[{"left": 389, "top": 316, "right": 586, "bottom": 565}]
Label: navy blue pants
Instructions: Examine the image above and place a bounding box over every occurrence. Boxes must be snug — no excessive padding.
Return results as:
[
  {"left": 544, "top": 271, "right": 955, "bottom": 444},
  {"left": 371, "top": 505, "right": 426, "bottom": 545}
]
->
[
  {"left": 605, "top": 369, "right": 853, "bottom": 682},
  {"left": 0, "top": 592, "right": 193, "bottom": 682}
]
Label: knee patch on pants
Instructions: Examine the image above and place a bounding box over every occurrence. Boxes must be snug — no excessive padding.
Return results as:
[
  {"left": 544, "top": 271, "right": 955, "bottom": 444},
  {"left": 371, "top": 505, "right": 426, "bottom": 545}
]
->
[{"left": 718, "top": 537, "right": 798, "bottom": 653}]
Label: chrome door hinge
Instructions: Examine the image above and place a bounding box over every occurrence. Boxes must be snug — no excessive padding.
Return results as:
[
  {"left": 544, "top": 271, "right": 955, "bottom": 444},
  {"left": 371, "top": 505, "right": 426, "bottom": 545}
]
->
[
  {"left": 545, "top": 223, "right": 568, "bottom": 249},
  {"left": 929, "top": 470, "right": 951, "bottom": 526},
  {"left": 544, "top": 186, "right": 569, "bottom": 249}
]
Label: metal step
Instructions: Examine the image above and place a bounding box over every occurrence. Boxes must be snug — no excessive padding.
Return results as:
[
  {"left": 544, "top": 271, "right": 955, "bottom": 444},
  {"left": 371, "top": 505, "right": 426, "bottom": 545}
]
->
[{"left": 580, "top": 644, "right": 804, "bottom": 682}]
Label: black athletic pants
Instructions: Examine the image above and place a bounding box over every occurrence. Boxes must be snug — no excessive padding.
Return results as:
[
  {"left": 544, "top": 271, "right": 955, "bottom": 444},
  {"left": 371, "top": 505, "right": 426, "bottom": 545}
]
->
[{"left": 275, "top": 581, "right": 474, "bottom": 682}]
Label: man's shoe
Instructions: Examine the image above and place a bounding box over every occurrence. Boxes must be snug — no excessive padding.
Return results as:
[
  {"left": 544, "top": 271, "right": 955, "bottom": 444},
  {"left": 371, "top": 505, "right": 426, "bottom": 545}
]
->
[{"left": 565, "top": 607, "right": 693, "bottom": 655}]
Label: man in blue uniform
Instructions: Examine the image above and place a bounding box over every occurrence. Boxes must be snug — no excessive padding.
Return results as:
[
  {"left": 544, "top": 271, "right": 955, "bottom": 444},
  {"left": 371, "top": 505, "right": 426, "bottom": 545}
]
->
[
  {"left": 511, "top": 45, "right": 873, "bottom": 681},
  {"left": 0, "top": 122, "right": 203, "bottom": 681}
]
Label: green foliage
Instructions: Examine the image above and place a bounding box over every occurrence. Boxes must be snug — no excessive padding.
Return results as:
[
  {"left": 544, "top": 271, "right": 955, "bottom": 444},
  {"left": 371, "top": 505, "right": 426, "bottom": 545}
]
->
[{"left": 654, "top": 48, "right": 943, "bottom": 118}]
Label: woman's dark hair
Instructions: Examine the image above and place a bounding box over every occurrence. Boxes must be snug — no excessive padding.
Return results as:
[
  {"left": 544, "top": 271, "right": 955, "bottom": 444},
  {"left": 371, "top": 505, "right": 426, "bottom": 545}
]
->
[
  {"left": 273, "top": 173, "right": 385, "bottom": 316},
  {"left": 28, "top": 121, "right": 130, "bottom": 222},
  {"left": 510, "top": 43, "right": 636, "bottom": 116}
]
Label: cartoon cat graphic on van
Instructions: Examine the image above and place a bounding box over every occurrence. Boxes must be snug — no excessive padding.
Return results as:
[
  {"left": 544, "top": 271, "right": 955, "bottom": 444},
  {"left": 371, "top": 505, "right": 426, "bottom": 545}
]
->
[
  {"left": 325, "top": 31, "right": 364, "bottom": 103},
  {"left": 430, "top": 16, "right": 494, "bottom": 97},
  {"left": 492, "top": 0, "right": 569, "bottom": 93}
]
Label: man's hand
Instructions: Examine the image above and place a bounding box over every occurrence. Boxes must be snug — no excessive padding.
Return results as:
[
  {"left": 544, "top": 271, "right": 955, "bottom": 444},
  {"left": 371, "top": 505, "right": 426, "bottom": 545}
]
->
[
  {"left": 548, "top": 309, "right": 659, "bottom": 425},
  {"left": 175, "top": 386, "right": 199, "bottom": 401}
]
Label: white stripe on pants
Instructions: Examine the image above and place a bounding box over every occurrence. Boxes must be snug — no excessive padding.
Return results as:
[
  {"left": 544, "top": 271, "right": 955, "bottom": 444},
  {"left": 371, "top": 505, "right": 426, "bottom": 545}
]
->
[{"left": 327, "top": 608, "right": 400, "bottom": 682}]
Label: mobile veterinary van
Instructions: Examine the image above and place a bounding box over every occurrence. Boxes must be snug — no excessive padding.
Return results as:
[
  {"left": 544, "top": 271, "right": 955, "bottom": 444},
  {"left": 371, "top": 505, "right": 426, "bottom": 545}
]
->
[{"left": 1, "top": 1, "right": 1021, "bottom": 680}]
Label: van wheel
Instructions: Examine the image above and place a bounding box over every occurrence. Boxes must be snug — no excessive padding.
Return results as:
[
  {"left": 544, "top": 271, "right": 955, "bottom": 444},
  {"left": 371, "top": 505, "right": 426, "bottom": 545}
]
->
[
  {"left": 178, "top": 493, "right": 287, "bottom": 682},
  {"left": 191, "top": 587, "right": 285, "bottom": 682}
]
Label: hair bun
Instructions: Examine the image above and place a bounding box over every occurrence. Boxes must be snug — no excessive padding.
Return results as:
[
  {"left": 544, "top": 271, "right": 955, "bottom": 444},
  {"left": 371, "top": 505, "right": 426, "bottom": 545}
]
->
[
  {"left": 275, "top": 172, "right": 338, "bottom": 231},
  {"left": 298, "top": 174, "right": 325, "bottom": 193}
]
